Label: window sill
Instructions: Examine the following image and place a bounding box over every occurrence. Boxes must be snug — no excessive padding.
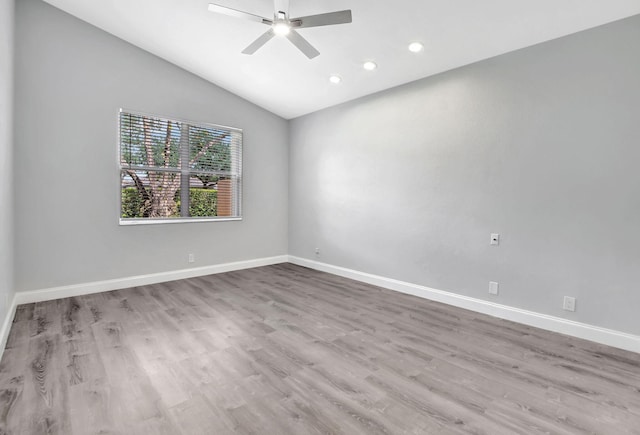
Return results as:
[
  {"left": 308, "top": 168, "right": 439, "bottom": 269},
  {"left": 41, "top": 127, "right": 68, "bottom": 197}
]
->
[{"left": 119, "top": 217, "right": 242, "bottom": 226}]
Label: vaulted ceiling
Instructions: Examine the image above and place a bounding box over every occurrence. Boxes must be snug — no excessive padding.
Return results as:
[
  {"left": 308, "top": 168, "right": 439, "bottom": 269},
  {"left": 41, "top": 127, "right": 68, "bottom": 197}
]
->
[{"left": 42, "top": 0, "right": 640, "bottom": 119}]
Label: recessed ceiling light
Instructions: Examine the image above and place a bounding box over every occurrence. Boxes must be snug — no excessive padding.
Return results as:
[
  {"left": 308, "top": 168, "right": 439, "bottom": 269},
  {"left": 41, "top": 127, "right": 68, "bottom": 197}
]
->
[
  {"left": 329, "top": 75, "right": 342, "bottom": 84},
  {"left": 408, "top": 42, "right": 424, "bottom": 53},
  {"left": 363, "top": 61, "right": 377, "bottom": 71}
]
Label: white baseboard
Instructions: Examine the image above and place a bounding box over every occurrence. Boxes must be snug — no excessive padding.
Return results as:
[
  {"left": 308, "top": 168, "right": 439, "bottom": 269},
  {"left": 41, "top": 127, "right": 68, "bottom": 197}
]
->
[
  {"left": 4, "top": 254, "right": 639, "bottom": 356},
  {"left": 0, "top": 295, "right": 18, "bottom": 357},
  {"left": 13, "top": 255, "right": 289, "bottom": 306},
  {"left": 288, "top": 256, "right": 640, "bottom": 354}
]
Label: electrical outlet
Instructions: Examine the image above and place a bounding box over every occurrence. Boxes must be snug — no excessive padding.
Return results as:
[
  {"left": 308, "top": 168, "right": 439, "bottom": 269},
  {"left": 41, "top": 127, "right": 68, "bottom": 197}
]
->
[
  {"left": 490, "top": 233, "right": 500, "bottom": 246},
  {"left": 315, "top": 248, "right": 320, "bottom": 255},
  {"left": 188, "top": 253, "right": 195, "bottom": 263},
  {"left": 489, "top": 281, "right": 499, "bottom": 295},
  {"left": 563, "top": 296, "right": 576, "bottom": 312}
]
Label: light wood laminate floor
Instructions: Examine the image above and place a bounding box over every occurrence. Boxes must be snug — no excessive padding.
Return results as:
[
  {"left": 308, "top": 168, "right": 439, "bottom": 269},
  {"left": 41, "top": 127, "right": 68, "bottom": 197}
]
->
[{"left": 0, "top": 263, "right": 639, "bottom": 434}]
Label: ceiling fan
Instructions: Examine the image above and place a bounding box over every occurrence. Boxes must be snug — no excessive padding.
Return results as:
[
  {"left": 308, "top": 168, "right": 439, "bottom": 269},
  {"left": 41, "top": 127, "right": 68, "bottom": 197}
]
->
[{"left": 208, "top": 0, "right": 352, "bottom": 59}]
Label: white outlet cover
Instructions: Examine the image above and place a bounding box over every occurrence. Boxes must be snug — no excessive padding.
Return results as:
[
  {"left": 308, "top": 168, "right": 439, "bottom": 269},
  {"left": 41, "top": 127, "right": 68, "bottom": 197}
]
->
[
  {"left": 489, "top": 281, "right": 499, "bottom": 295},
  {"left": 563, "top": 296, "right": 576, "bottom": 312},
  {"left": 490, "top": 233, "right": 500, "bottom": 245}
]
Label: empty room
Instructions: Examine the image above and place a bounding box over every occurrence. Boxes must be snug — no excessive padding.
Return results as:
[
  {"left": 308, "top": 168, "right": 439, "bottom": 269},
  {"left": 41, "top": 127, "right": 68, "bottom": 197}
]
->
[{"left": 1, "top": 0, "right": 639, "bottom": 433}]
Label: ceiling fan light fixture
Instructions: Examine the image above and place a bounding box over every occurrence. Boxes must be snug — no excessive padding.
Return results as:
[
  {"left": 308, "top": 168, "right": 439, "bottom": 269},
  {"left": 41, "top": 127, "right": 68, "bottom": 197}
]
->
[
  {"left": 408, "top": 42, "right": 424, "bottom": 53},
  {"left": 363, "top": 61, "right": 377, "bottom": 71},
  {"left": 273, "top": 21, "right": 291, "bottom": 35},
  {"left": 329, "top": 75, "right": 342, "bottom": 84}
]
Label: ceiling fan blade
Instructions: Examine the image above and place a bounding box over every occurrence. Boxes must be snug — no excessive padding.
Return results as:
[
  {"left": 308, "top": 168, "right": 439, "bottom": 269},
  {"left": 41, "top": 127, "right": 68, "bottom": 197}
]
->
[
  {"left": 291, "top": 10, "right": 352, "bottom": 29},
  {"left": 208, "top": 3, "right": 272, "bottom": 25},
  {"left": 274, "top": 0, "right": 290, "bottom": 16},
  {"left": 286, "top": 29, "right": 320, "bottom": 59},
  {"left": 242, "top": 29, "right": 276, "bottom": 55}
]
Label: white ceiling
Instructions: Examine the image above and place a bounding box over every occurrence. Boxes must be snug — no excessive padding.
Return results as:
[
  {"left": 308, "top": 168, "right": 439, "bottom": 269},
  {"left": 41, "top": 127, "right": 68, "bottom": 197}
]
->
[{"left": 42, "top": 0, "right": 640, "bottom": 119}]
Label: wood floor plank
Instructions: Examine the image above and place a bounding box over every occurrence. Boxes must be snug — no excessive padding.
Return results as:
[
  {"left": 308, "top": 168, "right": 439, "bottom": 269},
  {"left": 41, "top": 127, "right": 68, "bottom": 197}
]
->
[
  {"left": 167, "top": 394, "right": 234, "bottom": 435},
  {"left": 0, "top": 263, "right": 639, "bottom": 434},
  {"left": 21, "top": 332, "right": 71, "bottom": 435},
  {"left": 68, "top": 378, "right": 117, "bottom": 435}
]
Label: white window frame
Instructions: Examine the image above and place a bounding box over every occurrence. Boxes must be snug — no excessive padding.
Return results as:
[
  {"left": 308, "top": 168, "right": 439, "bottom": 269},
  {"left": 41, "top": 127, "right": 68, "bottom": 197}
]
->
[{"left": 118, "top": 109, "right": 243, "bottom": 225}]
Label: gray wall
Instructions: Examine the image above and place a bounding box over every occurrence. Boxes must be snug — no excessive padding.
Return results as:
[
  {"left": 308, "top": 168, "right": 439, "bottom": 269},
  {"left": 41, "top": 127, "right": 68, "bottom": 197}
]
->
[
  {"left": 0, "top": 0, "right": 14, "bottom": 319},
  {"left": 14, "top": 0, "right": 288, "bottom": 291},
  {"left": 289, "top": 15, "right": 640, "bottom": 335}
]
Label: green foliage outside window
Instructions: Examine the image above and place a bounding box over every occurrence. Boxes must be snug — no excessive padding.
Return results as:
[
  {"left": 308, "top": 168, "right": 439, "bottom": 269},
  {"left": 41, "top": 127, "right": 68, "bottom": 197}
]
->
[{"left": 121, "top": 187, "right": 218, "bottom": 218}]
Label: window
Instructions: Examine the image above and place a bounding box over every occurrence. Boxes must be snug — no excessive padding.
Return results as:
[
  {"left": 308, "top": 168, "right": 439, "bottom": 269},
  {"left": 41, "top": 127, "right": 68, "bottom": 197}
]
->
[{"left": 119, "top": 110, "right": 242, "bottom": 224}]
